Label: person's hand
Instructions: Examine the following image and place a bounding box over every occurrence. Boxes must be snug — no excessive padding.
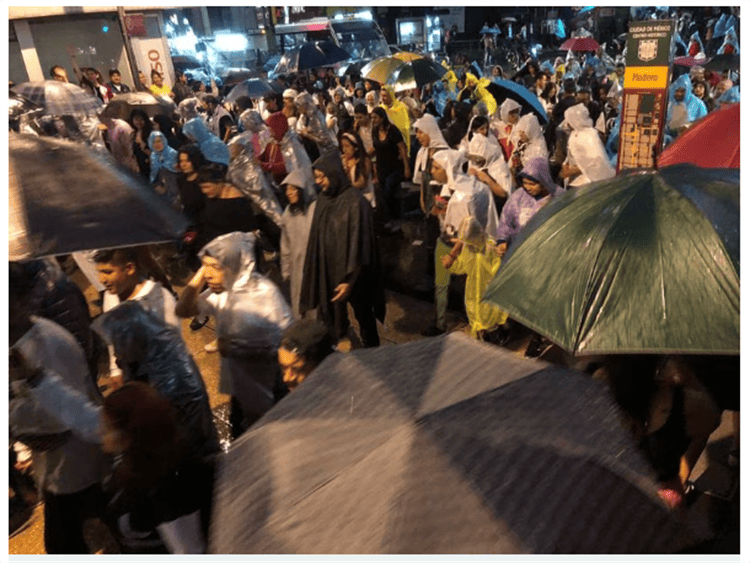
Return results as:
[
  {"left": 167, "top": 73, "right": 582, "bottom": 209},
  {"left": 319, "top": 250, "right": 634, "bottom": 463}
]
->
[
  {"left": 441, "top": 254, "right": 456, "bottom": 269},
  {"left": 467, "top": 166, "right": 479, "bottom": 178},
  {"left": 189, "top": 265, "right": 207, "bottom": 289},
  {"left": 331, "top": 283, "right": 352, "bottom": 303},
  {"left": 495, "top": 242, "right": 508, "bottom": 258}
]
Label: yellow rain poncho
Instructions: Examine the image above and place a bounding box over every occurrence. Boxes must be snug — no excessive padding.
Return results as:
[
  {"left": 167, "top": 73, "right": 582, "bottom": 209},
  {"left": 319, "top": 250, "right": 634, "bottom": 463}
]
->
[
  {"left": 380, "top": 84, "right": 411, "bottom": 155},
  {"left": 441, "top": 61, "right": 458, "bottom": 94},
  {"left": 448, "top": 216, "right": 508, "bottom": 337},
  {"left": 458, "top": 73, "right": 498, "bottom": 116}
]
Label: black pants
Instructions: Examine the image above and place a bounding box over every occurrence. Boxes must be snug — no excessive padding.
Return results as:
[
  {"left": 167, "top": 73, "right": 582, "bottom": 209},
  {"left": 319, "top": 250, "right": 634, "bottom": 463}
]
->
[
  {"left": 352, "top": 299, "right": 380, "bottom": 348},
  {"left": 43, "top": 484, "right": 104, "bottom": 554}
]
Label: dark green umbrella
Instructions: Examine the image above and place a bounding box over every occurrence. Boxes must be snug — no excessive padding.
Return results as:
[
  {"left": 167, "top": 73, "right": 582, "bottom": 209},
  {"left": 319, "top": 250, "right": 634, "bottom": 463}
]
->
[{"left": 483, "top": 165, "right": 739, "bottom": 355}]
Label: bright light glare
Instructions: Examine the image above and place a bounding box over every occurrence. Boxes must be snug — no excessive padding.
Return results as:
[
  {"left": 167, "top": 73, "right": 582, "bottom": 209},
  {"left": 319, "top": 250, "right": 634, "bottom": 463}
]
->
[
  {"left": 335, "top": 14, "right": 344, "bottom": 21},
  {"left": 215, "top": 33, "right": 249, "bottom": 52},
  {"left": 355, "top": 10, "right": 372, "bottom": 20},
  {"left": 172, "top": 31, "right": 198, "bottom": 52},
  {"left": 401, "top": 22, "right": 415, "bottom": 35}
]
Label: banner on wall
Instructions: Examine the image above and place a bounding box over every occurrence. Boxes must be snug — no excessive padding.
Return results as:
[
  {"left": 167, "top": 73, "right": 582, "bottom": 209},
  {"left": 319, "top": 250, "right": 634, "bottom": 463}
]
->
[
  {"left": 616, "top": 19, "right": 675, "bottom": 171},
  {"left": 130, "top": 35, "right": 173, "bottom": 88}
]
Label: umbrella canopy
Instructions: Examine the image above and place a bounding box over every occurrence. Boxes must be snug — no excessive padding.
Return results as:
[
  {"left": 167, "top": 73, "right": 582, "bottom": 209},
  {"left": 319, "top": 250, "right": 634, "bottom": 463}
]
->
[
  {"left": 211, "top": 334, "right": 685, "bottom": 554},
  {"left": 336, "top": 59, "right": 370, "bottom": 78},
  {"left": 361, "top": 55, "right": 448, "bottom": 92},
  {"left": 9, "top": 90, "right": 43, "bottom": 119},
  {"left": 9, "top": 134, "right": 188, "bottom": 260},
  {"left": 561, "top": 37, "right": 600, "bottom": 52},
  {"left": 226, "top": 78, "right": 276, "bottom": 102},
  {"left": 222, "top": 69, "right": 261, "bottom": 87},
  {"left": 480, "top": 26, "right": 503, "bottom": 36},
  {"left": 658, "top": 103, "right": 740, "bottom": 169},
  {"left": 704, "top": 53, "right": 740, "bottom": 72},
  {"left": 484, "top": 165, "right": 739, "bottom": 355},
  {"left": 11, "top": 80, "right": 103, "bottom": 116},
  {"left": 673, "top": 55, "right": 707, "bottom": 68},
  {"left": 273, "top": 41, "right": 351, "bottom": 75},
  {"left": 98, "top": 91, "right": 176, "bottom": 121},
  {"left": 485, "top": 79, "right": 549, "bottom": 124}
]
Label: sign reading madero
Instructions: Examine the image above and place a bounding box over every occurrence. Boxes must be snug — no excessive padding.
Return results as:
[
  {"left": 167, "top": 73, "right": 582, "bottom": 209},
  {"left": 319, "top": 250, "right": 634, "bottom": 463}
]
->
[{"left": 617, "top": 20, "right": 675, "bottom": 172}]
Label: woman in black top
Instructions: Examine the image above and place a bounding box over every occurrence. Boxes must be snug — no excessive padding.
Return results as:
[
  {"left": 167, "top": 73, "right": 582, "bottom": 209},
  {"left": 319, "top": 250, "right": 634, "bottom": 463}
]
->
[
  {"left": 370, "top": 107, "right": 410, "bottom": 225},
  {"left": 177, "top": 145, "right": 207, "bottom": 226},
  {"left": 129, "top": 109, "right": 153, "bottom": 180}
]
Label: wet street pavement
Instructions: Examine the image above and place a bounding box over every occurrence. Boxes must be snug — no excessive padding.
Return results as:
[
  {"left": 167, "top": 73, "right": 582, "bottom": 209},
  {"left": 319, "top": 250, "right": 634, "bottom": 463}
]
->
[{"left": 9, "top": 261, "right": 739, "bottom": 554}]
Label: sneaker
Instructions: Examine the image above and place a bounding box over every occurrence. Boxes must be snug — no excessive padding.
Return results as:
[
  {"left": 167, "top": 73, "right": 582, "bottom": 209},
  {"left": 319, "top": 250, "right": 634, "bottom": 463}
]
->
[
  {"left": 204, "top": 339, "right": 219, "bottom": 353},
  {"left": 421, "top": 325, "right": 446, "bottom": 337},
  {"left": 190, "top": 316, "right": 209, "bottom": 331}
]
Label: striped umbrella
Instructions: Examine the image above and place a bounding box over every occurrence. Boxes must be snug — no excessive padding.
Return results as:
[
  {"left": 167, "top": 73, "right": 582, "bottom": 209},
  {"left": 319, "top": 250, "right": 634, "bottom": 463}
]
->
[
  {"left": 362, "top": 55, "right": 448, "bottom": 92},
  {"left": 11, "top": 80, "right": 103, "bottom": 116}
]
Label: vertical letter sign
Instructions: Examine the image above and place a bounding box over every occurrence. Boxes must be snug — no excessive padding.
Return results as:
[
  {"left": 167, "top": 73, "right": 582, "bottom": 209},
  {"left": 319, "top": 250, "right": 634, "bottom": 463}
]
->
[{"left": 617, "top": 20, "right": 674, "bottom": 171}]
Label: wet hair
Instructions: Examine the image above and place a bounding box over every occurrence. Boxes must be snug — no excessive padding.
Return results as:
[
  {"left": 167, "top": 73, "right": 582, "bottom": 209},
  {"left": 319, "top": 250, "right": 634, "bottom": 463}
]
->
[
  {"left": 280, "top": 319, "right": 336, "bottom": 368},
  {"left": 128, "top": 109, "right": 153, "bottom": 137},
  {"left": 371, "top": 106, "right": 390, "bottom": 128},
  {"left": 196, "top": 162, "right": 228, "bottom": 184},
  {"left": 468, "top": 115, "right": 490, "bottom": 141},
  {"left": 103, "top": 381, "right": 184, "bottom": 488},
  {"left": 178, "top": 143, "right": 207, "bottom": 172},
  {"left": 541, "top": 82, "right": 558, "bottom": 101},
  {"left": 93, "top": 248, "right": 139, "bottom": 268}
]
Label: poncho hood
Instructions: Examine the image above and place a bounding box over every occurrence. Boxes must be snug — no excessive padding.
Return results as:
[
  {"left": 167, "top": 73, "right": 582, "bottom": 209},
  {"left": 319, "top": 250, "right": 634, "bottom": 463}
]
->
[
  {"left": 499, "top": 98, "right": 522, "bottom": 123},
  {"left": 313, "top": 152, "right": 348, "bottom": 198},
  {"left": 413, "top": 113, "right": 449, "bottom": 149},
  {"left": 517, "top": 157, "right": 560, "bottom": 195},
  {"left": 183, "top": 116, "right": 230, "bottom": 165},
  {"left": 147, "top": 130, "right": 179, "bottom": 182},
  {"left": 239, "top": 109, "right": 265, "bottom": 133},
  {"left": 266, "top": 111, "right": 289, "bottom": 141},
  {"left": 433, "top": 149, "right": 467, "bottom": 186},
  {"left": 199, "top": 231, "right": 258, "bottom": 291},
  {"left": 294, "top": 92, "right": 317, "bottom": 116},
  {"left": 564, "top": 103, "right": 594, "bottom": 130}
]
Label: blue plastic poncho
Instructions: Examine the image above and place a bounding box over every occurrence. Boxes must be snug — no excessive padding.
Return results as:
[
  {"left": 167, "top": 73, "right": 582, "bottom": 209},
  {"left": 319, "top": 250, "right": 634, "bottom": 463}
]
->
[
  {"left": 717, "top": 27, "right": 740, "bottom": 55},
  {"left": 666, "top": 74, "right": 708, "bottom": 128},
  {"left": 718, "top": 86, "right": 740, "bottom": 105},
  {"left": 147, "top": 131, "right": 179, "bottom": 183},
  {"left": 183, "top": 116, "right": 230, "bottom": 165}
]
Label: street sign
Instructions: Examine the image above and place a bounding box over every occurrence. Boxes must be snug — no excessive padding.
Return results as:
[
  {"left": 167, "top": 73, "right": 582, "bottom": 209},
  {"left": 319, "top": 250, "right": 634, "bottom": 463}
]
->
[{"left": 617, "top": 20, "right": 675, "bottom": 172}]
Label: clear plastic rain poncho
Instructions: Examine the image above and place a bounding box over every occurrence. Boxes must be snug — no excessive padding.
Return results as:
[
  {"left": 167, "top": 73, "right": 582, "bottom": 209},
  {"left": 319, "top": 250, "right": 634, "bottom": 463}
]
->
[
  {"left": 564, "top": 103, "right": 616, "bottom": 186},
  {"left": 468, "top": 134, "right": 513, "bottom": 196},
  {"left": 413, "top": 113, "right": 449, "bottom": 185},
  {"left": 447, "top": 216, "right": 508, "bottom": 337},
  {"left": 227, "top": 112, "right": 284, "bottom": 228},
  {"left": 95, "top": 300, "right": 219, "bottom": 460},
  {"left": 510, "top": 113, "right": 549, "bottom": 167},
  {"left": 148, "top": 130, "right": 179, "bottom": 183},
  {"left": 294, "top": 92, "right": 339, "bottom": 157},
  {"left": 493, "top": 98, "right": 522, "bottom": 140},
  {"left": 666, "top": 74, "right": 708, "bottom": 131},
  {"left": 178, "top": 98, "right": 203, "bottom": 123},
  {"left": 434, "top": 149, "right": 499, "bottom": 241},
  {"left": 183, "top": 116, "right": 230, "bottom": 166},
  {"left": 198, "top": 232, "right": 292, "bottom": 420},
  {"left": 279, "top": 126, "right": 315, "bottom": 195}
]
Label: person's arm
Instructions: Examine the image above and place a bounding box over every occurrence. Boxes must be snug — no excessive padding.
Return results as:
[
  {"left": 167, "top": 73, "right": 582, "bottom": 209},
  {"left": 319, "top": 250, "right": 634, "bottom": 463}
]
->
[
  {"left": 175, "top": 266, "right": 207, "bottom": 318},
  {"left": 397, "top": 139, "right": 410, "bottom": 179},
  {"left": 469, "top": 167, "right": 507, "bottom": 199},
  {"left": 441, "top": 240, "right": 464, "bottom": 270}
]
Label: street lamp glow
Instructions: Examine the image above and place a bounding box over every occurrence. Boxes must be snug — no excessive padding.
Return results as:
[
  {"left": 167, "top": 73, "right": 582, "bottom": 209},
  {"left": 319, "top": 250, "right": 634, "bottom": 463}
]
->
[
  {"left": 356, "top": 10, "right": 372, "bottom": 21},
  {"left": 215, "top": 33, "right": 249, "bottom": 52}
]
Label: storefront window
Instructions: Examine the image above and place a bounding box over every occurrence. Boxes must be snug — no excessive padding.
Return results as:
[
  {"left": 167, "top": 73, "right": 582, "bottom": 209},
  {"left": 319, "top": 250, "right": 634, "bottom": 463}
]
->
[{"left": 28, "top": 13, "right": 134, "bottom": 88}]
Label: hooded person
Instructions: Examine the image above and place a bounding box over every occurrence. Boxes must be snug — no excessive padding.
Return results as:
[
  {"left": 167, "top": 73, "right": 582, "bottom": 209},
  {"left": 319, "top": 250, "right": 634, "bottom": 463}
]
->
[
  {"left": 413, "top": 113, "right": 450, "bottom": 215},
  {"left": 443, "top": 216, "right": 508, "bottom": 339},
  {"left": 182, "top": 116, "right": 231, "bottom": 166},
  {"left": 379, "top": 84, "right": 411, "bottom": 154},
  {"left": 431, "top": 80, "right": 456, "bottom": 118},
  {"left": 177, "top": 232, "right": 292, "bottom": 434},
  {"left": 444, "top": 100, "right": 473, "bottom": 149},
  {"left": 332, "top": 86, "right": 354, "bottom": 122},
  {"left": 717, "top": 26, "right": 739, "bottom": 56},
  {"left": 496, "top": 156, "right": 564, "bottom": 249},
  {"left": 95, "top": 301, "right": 219, "bottom": 460},
  {"left": 148, "top": 130, "right": 179, "bottom": 183},
  {"left": 717, "top": 85, "right": 740, "bottom": 107},
  {"left": 509, "top": 113, "right": 549, "bottom": 172},
  {"left": 562, "top": 103, "right": 616, "bottom": 187},
  {"left": 280, "top": 168, "right": 318, "bottom": 318},
  {"left": 257, "top": 112, "right": 288, "bottom": 186},
  {"left": 178, "top": 97, "right": 204, "bottom": 123},
  {"left": 665, "top": 74, "right": 708, "bottom": 138},
  {"left": 227, "top": 122, "right": 284, "bottom": 230},
  {"left": 493, "top": 98, "right": 523, "bottom": 160},
  {"left": 458, "top": 73, "right": 497, "bottom": 116},
  {"left": 688, "top": 31, "right": 705, "bottom": 58},
  {"left": 294, "top": 91, "right": 339, "bottom": 159},
  {"left": 299, "top": 153, "right": 385, "bottom": 348},
  {"left": 467, "top": 133, "right": 513, "bottom": 205}
]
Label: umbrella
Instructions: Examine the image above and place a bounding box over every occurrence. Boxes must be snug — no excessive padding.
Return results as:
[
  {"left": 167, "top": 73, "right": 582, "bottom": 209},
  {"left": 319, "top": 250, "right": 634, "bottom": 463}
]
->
[
  {"left": 704, "top": 53, "right": 740, "bottom": 72},
  {"left": 673, "top": 55, "right": 707, "bottom": 68},
  {"left": 9, "top": 91, "right": 43, "bottom": 119},
  {"left": 211, "top": 334, "right": 686, "bottom": 554},
  {"left": 273, "top": 41, "right": 351, "bottom": 75},
  {"left": 658, "top": 103, "right": 740, "bottom": 169},
  {"left": 480, "top": 26, "right": 502, "bottom": 36},
  {"left": 361, "top": 55, "right": 448, "bottom": 92},
  {"left": 483, "top": 165, "right": 739, "bottom": 355},
  {"left": 222, "top": 69, "right": 261, "bottom": 87},
  {"left": 226, "top": 78, "right": 276, "bottom": 102},
  {"left": 485, "top": 79, "right": 549, "bottom": 124},
  {"left": 337, "top": 59, "right": 370, "bottom": 78},
  {"left": 11, "top": 80, "right": 103, "bottom": 116},
  {"left": 560, "top": 37, "right": 600, "bottom": 52},
  {"left": 98, "top": 91, "right": 177, "bottom": 121},
  {"left": 9, "top": 134, "right": 188, "bottom": 261}
]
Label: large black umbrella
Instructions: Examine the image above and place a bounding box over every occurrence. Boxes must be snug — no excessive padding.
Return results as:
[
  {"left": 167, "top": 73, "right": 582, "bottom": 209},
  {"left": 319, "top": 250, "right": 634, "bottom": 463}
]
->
[
  {"left": 704, "top": 53, "right": 740, "bottom": 72},
  {"left": 226, "top": 78, "right": 276, "bottom": 102},
  {"left": 273, "top": 41, "right": 351, "bottom": 75},
  {"left": 484, "top": 165, "right": 739, "bottom": 355},
  {"left": 485, "top": 79, "right": 549, "bottom": 124},
  {"left": 211, "top": 334, "right": 685, "bottom": 554},
  {"left": 98, "top": 91, "right": 177, "bottom": 121},
  {"left": 9, "top": 134, "right": 188, "bottom": 260}
]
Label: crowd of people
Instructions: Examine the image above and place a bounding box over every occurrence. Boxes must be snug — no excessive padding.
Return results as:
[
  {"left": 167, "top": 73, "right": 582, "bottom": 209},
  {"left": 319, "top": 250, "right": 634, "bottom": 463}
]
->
[{"left": 8, "top": 5, "right": 740, "bottom": 554}]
